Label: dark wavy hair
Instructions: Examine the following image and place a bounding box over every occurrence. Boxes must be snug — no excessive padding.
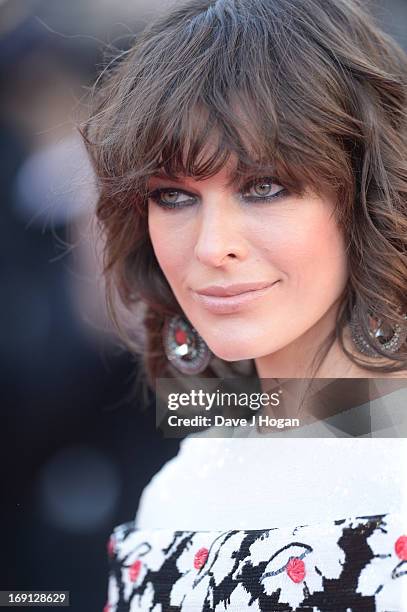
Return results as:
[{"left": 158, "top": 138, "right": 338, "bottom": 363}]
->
[{"left": 81, "top": 0, "right": 407, "bottom": 387}]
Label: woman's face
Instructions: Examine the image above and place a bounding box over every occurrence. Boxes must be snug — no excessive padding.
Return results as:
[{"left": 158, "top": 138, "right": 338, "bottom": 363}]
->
[{"left": 147, "top": 158, "right": 349, "bottom": 362}]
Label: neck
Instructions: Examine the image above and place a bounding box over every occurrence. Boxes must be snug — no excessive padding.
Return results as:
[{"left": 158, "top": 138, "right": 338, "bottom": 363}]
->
[{"left": 254, "top": 301, "right": 366, "bottom": 380}]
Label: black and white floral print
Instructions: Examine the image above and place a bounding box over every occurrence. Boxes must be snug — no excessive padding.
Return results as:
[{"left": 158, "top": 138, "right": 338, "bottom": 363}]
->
[{"left": 104, "top": 513, "right": 407, "bottom": 611}]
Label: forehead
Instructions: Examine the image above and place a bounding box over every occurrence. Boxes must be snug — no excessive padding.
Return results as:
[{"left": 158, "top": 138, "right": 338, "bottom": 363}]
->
[{"left": 148, "top": 158, "right": 277, "bottom": 189}]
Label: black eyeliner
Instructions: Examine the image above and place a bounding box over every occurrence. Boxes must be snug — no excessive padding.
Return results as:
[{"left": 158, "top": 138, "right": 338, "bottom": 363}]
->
[
  {"left": 148, "top": 187, "right": 198, "bottom": 209},
  {"left": 148, "top": 178, "right": 289, "bottom": 209}
]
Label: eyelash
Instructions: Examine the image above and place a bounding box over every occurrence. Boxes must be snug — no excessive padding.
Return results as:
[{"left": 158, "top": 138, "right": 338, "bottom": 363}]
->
[{"left": 148, "top": 178, "right": 288, "bottom": 210}]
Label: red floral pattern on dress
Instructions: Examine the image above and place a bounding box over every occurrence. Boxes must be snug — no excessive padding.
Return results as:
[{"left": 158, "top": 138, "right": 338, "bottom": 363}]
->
[
  {"left": 194, "top": 547, "right": 209, "bottom": 569},
  {"left": 286, "top": 557, "right": 305, "bottom": 583},
  {"left": 107, "top": 537, "right": 115, "bottom": 558},
  {"left": 129, "top": 559, "right": 142, "bottom": 582},
  {"left": 105, "top": 514, "right": 404, "bottom": 610},
  {"left": 395, "top": 535, "right": 407, "bottom": 560}
]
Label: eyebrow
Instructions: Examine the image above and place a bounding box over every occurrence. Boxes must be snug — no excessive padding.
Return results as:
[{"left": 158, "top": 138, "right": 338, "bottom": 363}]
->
[{"left": 148, "top": 165, "right": 277, "bottom": 187}]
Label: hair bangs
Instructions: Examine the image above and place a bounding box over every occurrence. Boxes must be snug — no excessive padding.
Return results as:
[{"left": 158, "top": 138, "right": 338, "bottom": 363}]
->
[{"left": 136, "top": 78, "right": 310, "bottom": 199}]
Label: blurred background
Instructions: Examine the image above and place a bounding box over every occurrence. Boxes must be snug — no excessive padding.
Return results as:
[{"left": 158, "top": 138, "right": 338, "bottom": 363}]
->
[{"left": 0, "top": 0, "right": 406, "bottom": 610}]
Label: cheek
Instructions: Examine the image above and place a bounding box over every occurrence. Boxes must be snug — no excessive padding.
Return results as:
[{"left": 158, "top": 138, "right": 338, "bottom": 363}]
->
[
  {"left": 268, "top": 223, "right": 348, "bottom": 317},
  {"left": 257, "top": 203, "right": 348, "bottom": 284},
  {"left": 148, "top": 209, "right": 192, "bottom": 285}
]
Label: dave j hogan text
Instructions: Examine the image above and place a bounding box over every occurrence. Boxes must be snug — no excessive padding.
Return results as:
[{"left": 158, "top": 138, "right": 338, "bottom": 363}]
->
[{"left": 167, "top": 414, "right": 300, "bottom": 429}]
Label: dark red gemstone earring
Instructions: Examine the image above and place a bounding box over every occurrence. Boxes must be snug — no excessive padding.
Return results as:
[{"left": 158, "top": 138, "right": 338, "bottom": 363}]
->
[{"left": 163, "top": 315, "right": 212, "bottom": 375}]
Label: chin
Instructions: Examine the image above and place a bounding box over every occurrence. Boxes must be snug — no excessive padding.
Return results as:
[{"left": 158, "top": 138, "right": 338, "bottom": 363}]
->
[
  {"left": 205, "top": 329, "right": 296, "bottom": 363},
  {"left": 207, "top": 337, "right": 264, "bottom": 362}
]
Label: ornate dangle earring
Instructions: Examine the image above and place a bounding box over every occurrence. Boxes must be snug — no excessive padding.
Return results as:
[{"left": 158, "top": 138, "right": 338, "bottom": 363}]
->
[
  {"left": 350, "top": 306, "right": 407, "bottom": 357},
  {"left": 163, "top": 315, "right": 212, "bottom": 375}
]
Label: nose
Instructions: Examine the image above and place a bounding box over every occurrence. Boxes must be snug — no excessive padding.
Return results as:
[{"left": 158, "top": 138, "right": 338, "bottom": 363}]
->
[{"left": 193, "top": 200, "right": 248, "bottom": 267}]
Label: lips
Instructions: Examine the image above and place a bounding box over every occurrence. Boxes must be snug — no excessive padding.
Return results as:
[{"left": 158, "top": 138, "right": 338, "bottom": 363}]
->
[
  {"left": 191, "top": 281, "right": 279, "bottom": 314},
  {"left": 195, "top": 281, "right": 275, "bottom": 297}
]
